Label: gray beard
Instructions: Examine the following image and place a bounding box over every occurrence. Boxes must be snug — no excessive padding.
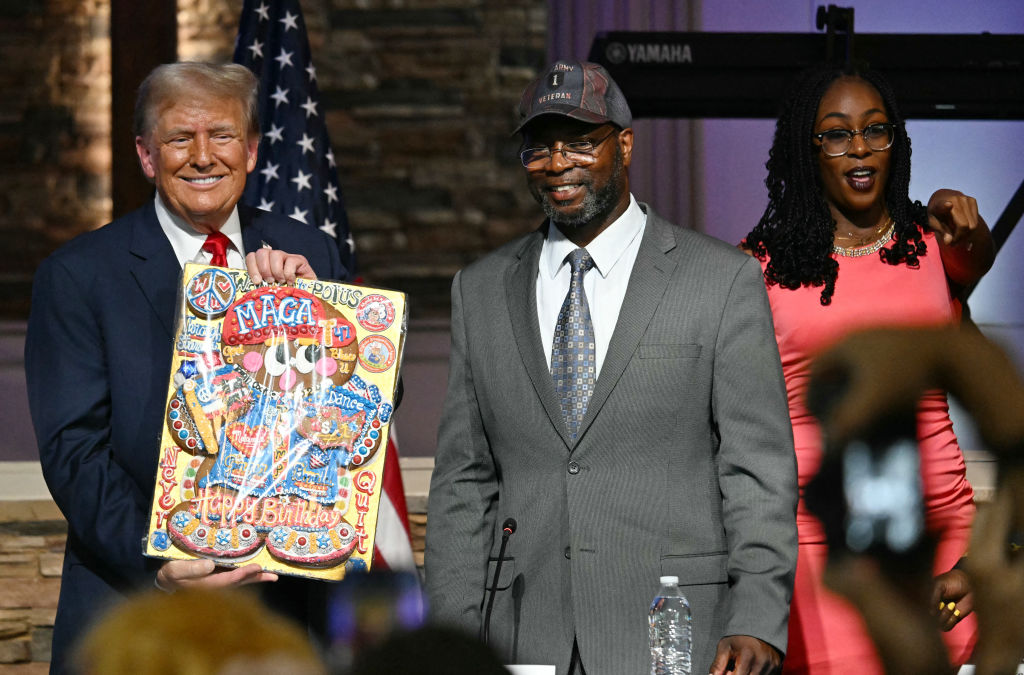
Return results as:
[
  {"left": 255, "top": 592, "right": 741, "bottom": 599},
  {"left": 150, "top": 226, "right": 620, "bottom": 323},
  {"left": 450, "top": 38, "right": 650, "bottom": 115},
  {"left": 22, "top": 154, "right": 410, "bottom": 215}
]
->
[{"left": 537, "top": 147, "right": 624, "bottom": 228}]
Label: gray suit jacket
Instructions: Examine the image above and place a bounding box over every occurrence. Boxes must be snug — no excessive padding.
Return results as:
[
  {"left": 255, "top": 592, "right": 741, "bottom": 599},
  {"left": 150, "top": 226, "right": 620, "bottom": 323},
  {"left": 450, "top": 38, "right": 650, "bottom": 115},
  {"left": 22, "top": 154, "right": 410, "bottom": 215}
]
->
[{"left": 424, "top": 205, "right": 797, "bottom": 674}]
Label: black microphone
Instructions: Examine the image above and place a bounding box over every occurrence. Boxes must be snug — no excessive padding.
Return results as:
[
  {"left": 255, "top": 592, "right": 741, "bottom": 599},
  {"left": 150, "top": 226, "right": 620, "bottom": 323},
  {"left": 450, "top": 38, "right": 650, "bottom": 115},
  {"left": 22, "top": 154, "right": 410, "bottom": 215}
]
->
[{"left": 483, "top": 517, "right": 517, "bottom": 646}]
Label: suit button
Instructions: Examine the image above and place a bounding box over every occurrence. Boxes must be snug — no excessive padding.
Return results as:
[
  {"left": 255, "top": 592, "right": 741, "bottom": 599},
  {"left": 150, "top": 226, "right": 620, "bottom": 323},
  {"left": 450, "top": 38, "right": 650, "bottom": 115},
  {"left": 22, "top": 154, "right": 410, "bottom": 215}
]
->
[
  {"left": 564, "top": 547, "right": 571, "bottom": 559},
  {"left": 567, "top": 461, "right": 580, "bottom": 475}
]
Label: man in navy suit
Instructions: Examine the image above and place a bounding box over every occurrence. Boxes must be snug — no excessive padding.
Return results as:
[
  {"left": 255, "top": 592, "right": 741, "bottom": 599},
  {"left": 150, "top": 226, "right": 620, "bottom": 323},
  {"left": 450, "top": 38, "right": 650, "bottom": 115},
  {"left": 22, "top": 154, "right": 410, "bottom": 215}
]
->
[{"left": 25, "top": 62, "right": 346, "bottom": 673}]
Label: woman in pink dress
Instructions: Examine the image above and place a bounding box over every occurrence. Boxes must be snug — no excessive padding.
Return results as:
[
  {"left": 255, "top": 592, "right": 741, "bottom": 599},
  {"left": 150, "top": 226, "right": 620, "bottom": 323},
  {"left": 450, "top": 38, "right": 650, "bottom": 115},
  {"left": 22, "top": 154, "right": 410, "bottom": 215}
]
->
[{"left": 742, "top": 65, "right": 995, "bottom": 674}]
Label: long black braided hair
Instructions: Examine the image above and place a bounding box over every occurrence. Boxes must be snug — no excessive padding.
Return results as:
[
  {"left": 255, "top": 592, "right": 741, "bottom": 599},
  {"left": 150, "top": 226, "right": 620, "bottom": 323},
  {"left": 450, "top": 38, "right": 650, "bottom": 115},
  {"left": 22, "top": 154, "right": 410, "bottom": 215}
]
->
[{"left": 744, "top": 63, "right": 928, "bottom": 305}]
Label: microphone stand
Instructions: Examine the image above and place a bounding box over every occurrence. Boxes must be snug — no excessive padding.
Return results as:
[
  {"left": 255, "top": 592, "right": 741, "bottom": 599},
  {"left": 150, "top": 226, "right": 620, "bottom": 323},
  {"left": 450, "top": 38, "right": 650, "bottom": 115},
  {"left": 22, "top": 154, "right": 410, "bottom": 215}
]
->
[{"left": 483, "top": 518, "right": 516, "bottom": 646}]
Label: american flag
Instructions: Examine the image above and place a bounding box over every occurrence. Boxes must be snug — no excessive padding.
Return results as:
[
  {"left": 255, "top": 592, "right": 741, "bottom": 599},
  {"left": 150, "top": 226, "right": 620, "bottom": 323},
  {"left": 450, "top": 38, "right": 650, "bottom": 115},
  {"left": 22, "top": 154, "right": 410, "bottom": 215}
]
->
[
  {"left": 233, "top": 0, "right": 415, "bottom": 573},
  {"left": 233, "top": 0, "right": 354, "bottom": 272}
]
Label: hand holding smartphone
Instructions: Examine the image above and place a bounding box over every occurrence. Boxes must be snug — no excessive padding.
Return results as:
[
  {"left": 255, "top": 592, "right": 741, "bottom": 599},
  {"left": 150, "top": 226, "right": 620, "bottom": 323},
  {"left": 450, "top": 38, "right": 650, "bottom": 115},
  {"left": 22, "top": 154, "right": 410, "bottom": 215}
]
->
[{"left": 805, "top": 371, "right": 931, "bottom": 570}]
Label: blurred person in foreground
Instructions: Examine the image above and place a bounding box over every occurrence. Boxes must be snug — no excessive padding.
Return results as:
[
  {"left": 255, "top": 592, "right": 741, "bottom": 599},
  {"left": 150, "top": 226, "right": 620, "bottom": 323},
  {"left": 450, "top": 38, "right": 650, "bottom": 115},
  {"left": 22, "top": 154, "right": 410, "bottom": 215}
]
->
[
  {"left": 741, "top": 62, "right": 995, "bottom": 674},
  {"left": 25, "top": 61, "right": 347, "bottom": 674},
  {"left": 347, "top": 626, "right": 511, "bottom": 675},
  {"left": 808, "top": 326, "right": 1024, "bottom": 675},
  {"left": 74, "top": 587, "right": 326, "bottom": 675}
]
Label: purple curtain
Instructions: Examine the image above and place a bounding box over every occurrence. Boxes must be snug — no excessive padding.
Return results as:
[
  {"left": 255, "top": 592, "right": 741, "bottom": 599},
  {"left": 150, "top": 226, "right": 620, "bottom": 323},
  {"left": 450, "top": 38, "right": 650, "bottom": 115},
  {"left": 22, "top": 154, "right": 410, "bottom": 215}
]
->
[{"left": 547, "top": 1, "right": 699, "bottom": 230}]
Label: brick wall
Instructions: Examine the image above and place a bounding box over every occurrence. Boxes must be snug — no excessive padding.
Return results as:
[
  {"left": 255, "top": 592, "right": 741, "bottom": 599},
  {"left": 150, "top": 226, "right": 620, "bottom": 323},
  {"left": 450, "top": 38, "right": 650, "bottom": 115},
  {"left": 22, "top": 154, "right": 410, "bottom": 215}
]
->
[
  {"left": 0, "top": 0, "right": 111, "bottom": 318},
  {"left": 0, "top": 494, "right": 430, "bottom": 672},
  {"left": 0, "top": 501, "right": 64, "bottom": 674},
  {"left": 2, "top": 0, "right": 547, "bottom": 320}
]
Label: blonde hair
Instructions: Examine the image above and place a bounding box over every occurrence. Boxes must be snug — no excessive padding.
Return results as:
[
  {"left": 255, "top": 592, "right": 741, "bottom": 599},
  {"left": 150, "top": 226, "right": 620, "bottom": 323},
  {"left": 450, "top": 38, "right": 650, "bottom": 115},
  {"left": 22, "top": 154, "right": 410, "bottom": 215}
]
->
[
  {"left": 74, "top": 587, "right": 325, "bottom": 675},
  {"left": 134, "top": 62, "right": 260, "bottom": 140}
]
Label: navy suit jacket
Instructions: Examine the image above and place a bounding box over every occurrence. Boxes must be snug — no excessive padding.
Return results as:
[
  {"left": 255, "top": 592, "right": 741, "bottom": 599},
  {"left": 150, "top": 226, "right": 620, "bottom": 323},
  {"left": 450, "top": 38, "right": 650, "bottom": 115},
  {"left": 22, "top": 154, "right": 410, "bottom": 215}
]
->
[{"left": 25, "top": 201, "right": 347, "bottom": 673}]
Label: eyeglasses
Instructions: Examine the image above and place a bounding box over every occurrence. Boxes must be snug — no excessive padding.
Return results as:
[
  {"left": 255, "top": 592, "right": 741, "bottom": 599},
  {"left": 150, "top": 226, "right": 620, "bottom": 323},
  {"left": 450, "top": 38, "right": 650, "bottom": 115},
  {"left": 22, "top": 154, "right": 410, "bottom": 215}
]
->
[
  {"left": 812, "top": 122, "right": 895, "bottom": 157},
  {"left": 519, "top": 128, "right": 618, "bottom": 168}
]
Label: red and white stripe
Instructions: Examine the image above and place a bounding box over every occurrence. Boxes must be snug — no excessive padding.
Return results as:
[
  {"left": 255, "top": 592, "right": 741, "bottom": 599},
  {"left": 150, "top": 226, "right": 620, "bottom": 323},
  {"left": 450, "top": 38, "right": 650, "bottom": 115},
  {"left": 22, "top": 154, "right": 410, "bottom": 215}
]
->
[{"left": 371, "top": 431, "right": 416, "bottom": 571}]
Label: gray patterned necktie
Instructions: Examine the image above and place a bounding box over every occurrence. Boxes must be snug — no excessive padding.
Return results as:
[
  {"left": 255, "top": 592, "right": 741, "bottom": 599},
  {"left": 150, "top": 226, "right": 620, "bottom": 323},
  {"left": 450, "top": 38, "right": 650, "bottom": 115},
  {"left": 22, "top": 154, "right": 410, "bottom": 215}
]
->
[{"left": 551, "top": 248, "right": 596, "bottom": 442}]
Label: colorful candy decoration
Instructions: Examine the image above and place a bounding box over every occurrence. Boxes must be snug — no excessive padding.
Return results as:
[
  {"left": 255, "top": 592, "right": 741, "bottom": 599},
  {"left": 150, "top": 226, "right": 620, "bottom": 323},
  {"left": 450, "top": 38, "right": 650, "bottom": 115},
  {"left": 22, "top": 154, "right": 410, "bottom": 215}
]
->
[
  {"left": 148, "top": 265, "right": 406, "bottom": 580},
  {"left": 265, "top": 522, "right": 358, "bottom": 567},
  {"left": 186, "top": 268, "right": 236, "bottom": 319},
  {"left": 166, "top": 508, "right": 263, "bottom": 560}
]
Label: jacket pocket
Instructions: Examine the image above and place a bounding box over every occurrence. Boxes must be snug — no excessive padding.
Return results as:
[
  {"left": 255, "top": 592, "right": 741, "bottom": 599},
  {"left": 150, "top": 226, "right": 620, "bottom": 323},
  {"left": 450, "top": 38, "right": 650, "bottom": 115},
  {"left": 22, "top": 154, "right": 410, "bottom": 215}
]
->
[
  {"left": 485, "top": 556, "right": 516, "bottom": 590},
  {"left": 638, "top": 343, "right": 702, "bottom": 359}
]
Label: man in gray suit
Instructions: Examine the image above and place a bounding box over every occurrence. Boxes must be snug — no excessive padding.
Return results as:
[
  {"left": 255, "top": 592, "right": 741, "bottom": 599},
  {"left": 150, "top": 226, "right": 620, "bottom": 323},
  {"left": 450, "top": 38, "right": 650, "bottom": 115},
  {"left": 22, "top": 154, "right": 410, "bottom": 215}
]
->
[{"left": 424, "top": 60, "right": 797, "bottom": 675}]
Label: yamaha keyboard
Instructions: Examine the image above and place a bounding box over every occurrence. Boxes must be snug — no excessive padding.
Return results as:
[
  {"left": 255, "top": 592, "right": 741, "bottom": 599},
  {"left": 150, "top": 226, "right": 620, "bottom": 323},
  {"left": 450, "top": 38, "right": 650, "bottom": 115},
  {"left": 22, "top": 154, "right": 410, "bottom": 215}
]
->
[{"left": 587, "top": 31, "right": 1024, "bottom": 119}]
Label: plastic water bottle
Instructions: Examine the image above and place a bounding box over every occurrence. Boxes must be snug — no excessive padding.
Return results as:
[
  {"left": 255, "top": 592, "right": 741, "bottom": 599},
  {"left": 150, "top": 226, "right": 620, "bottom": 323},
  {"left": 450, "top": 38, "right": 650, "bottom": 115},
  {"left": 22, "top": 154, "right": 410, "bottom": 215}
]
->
[{"left": 649, "top": 575, "right": 692, "bottom": 675}]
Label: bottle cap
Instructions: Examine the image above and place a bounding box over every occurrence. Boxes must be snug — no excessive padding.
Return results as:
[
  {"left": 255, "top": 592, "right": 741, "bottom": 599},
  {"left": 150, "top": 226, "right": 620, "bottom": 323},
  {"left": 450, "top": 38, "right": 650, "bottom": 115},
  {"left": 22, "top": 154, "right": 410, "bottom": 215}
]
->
[{"left": 659, "top": 575, "right": 679, "bottom": 584}]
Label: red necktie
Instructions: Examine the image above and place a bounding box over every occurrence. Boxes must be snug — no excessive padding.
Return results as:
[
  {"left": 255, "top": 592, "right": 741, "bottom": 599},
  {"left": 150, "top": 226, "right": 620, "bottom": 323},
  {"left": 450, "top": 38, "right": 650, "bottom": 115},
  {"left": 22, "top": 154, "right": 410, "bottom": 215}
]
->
[{"left": 202, "top": 231, "right": 231, "bottom": 267}]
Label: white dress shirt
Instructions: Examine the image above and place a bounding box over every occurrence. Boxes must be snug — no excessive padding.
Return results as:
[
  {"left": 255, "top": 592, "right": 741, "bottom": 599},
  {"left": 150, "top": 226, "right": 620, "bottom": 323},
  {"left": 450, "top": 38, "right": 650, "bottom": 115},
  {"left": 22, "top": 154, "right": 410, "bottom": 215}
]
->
[
  {"left": 153, "top": 192, "right": 247, "bottom": 269},
  {"left": 536, "top": 194, "right": 646, "bottom": 376}
]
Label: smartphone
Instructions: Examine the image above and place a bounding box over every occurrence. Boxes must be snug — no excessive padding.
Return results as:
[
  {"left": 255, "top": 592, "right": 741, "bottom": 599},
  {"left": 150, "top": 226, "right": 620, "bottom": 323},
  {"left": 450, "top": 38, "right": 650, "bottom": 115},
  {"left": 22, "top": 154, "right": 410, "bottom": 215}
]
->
[
  {"left": 804, "top": 397, "right": 928, "bottom": 563},
  {"left": 838, "top": 430, "right": 924, "bottom": 555}
]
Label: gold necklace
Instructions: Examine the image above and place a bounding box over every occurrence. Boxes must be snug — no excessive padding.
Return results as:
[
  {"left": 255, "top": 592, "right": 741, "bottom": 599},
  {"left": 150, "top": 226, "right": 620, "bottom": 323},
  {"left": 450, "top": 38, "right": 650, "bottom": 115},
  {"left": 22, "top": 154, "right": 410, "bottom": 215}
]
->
[
  {"left": 835, "top": 217, "right": 889, "bottom": 244},
  {"left": 832, "top": 219, "right": 895, "bottom": 257}
]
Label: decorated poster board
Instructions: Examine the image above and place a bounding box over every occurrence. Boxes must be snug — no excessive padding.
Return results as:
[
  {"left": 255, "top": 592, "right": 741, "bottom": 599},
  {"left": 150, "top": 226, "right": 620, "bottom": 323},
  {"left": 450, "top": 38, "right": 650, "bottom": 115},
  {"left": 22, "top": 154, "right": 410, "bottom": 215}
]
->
[{"left": 144, "top": 263, "right": 406, "bottom": 580}]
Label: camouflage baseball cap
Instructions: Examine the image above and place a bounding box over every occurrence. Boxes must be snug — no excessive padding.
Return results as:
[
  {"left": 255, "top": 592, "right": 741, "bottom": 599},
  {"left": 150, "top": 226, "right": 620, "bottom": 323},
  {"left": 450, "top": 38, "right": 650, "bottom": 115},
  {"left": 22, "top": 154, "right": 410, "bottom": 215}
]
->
[{"left": 515, "top": 60, "right": 632, "bottom": 133}]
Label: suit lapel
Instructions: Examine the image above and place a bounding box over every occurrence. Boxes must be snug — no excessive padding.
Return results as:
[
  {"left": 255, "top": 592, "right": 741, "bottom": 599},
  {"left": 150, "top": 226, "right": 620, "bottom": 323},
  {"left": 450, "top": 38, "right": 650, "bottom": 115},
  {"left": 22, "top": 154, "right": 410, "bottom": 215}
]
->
[
  {"left": 128, "top": 202, "right": 184, "bottom": 339},
  {"left": 505, "top": 227, "right": 575, "bottom": 449},
  {"left": 240, "top": 205, "right": 270, "bottom": 253},
  {"left": 576, "top": 206, "right": 678, "bottom": 441}
]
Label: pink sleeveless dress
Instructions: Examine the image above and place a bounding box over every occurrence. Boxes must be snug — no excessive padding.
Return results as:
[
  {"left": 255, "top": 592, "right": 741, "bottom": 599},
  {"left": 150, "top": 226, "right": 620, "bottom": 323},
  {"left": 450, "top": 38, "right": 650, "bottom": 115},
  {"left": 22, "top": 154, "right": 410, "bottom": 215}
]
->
[{"left": 763, "top": 231, "right": 977, "bottom": 674}]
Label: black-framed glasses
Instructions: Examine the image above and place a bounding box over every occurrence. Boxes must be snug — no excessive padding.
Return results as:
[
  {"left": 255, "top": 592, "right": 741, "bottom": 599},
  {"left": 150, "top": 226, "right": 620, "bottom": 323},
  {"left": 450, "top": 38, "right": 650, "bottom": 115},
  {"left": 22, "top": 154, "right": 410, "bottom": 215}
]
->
[
  {"left": 519, "top": 127, "right": 618, "bottom": 168},
  {"left": 812, "top": 122, "right": 895, "bottom": 157}
]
